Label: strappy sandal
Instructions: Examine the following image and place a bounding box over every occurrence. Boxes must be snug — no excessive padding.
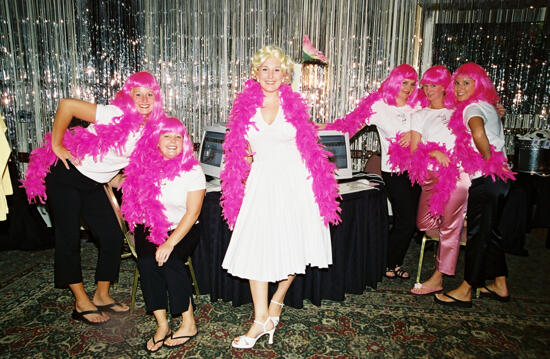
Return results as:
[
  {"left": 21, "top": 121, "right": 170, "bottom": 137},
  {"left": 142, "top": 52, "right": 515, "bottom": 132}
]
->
[
  {"left": 385, "top": 266, "right": 410, "bottom": 280},
  {"left": 269, "top": 300, "right": 285, "bottom": 327},
  {"left": 232, "top": 318, "right": 275, "bottom": 349}
]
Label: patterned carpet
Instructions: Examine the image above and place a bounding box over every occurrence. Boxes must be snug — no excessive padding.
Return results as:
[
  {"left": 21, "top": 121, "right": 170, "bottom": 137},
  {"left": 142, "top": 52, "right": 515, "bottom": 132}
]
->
[{"left": 1, "top": 229, "right": 549, "bottom": 358}]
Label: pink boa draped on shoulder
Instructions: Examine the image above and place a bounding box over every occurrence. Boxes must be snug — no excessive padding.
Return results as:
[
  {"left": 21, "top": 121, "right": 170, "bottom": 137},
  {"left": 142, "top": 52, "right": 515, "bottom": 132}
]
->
[
  {"left": 120, "top": 122, "right": 198, "bottom": 245},
  {"left": 220, "top": 79, "right": 341, "bottom": 229},
  {"left": 325, "top": 92, "right": 382, "bottom": 137},
  {"left": 448, "top": 100, "right": 515, "bottom": 182},
  {"left": 21, "top": 109, "right": 140, "bottom": 203}
]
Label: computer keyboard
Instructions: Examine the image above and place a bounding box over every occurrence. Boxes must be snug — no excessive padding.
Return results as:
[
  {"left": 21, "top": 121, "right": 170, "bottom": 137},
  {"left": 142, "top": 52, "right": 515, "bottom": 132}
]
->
[{"left": 338, "top": 179, "right": 377, "bottom": 194}]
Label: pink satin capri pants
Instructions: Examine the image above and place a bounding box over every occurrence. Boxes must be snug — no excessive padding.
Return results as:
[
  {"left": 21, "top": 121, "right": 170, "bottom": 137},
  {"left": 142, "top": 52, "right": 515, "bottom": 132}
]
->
[{"left": 416, "top": 171, "right": 471, "bottom": 275}]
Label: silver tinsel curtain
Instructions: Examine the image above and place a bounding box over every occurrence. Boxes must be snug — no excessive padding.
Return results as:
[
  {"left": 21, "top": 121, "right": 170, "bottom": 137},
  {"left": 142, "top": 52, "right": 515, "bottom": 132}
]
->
[
  {"left": 1, "top": 0, "right": 418, "bottom": 173},
  {"left": 420, "top": 0, "right": 548, "bottom": 155},
  {"left": 1, "top": 0, "right": 547, "bottom": 175}
]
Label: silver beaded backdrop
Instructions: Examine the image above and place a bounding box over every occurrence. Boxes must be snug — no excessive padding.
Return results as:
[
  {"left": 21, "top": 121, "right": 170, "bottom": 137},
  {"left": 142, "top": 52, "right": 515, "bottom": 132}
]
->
[
  {"left": 5, "top": 0, "right": 548, "bottom": 174},
  {"left": 419, "top": 0, "right": 549, "bottom": 155},
  {"left": 1, "top": 0, "right": 419, "bottom": 173}
]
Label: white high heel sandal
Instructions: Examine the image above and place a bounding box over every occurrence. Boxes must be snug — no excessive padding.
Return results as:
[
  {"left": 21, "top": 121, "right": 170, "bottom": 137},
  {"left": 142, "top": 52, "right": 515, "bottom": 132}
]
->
[
  {"left": 232, "top": 318, "right": 275, "bottom": 349},
  {"left": 269, "top": 300, "right": 285, "bottom": 327}
]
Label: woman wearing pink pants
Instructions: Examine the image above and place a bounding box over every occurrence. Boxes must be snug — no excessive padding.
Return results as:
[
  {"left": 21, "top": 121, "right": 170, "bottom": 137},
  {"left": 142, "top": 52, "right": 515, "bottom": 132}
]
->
[{"left": 407, "top": 65, "right": 470, "bottom": 295}]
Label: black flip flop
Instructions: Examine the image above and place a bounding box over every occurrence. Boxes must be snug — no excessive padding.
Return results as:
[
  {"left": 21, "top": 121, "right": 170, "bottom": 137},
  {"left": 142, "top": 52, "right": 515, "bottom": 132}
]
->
[
  {"left": 479, "top": 286, "right": 511, "bottom": 302},
  {"left": 71, "top": 309, "right": 108, "bottom": 326},
  {"left": 164, "top": 331, "right": 198, "bottom": 348},
  {"left": 434, "top": 293, "right": 472, "bottom": 308},
  {"left": 145, "top": 331, "right": 171, "bottom": 353},
  {"left": 95, "top": 301, "right": 129, "bottom": 314}
]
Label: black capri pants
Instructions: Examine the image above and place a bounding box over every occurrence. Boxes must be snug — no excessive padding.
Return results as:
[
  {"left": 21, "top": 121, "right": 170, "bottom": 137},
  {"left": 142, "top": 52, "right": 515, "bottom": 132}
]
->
[
  {"left": 135, "top": 223, "right": 200, "bottom": 315},
  {"left": 464, "top": 176, "right": 510, "bottom": 287},
  {"left": 382, "top": 171, "right": 421, "bottom": 269},
  {"left": 45, "top": 161, "right": 124, "bottom": 288}
]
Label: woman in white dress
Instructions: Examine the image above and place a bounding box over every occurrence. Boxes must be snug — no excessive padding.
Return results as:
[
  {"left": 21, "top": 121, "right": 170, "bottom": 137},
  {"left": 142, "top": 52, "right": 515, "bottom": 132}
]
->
[{"left": 220, "top": 45, "right": 341, "bottom": 349}]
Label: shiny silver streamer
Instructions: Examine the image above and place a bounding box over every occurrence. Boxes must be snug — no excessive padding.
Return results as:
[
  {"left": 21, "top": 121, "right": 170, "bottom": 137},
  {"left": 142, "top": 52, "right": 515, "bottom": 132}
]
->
[
  {"left": 0, "top": 0, "right": 419, "bottom": 172},
  {"left": 17, "top": 1, "right": 544, "bottom": 173},
  {"left": 420, "top": 0, "right": 548, "bottom": 156}
]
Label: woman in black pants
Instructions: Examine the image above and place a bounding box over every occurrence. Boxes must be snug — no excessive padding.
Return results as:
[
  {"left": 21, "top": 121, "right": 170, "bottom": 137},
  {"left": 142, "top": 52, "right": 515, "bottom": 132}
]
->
[
  {"left": 323, "top": 64, "right": 422, "bottom": 279},
  {"left": 434, "top": 63, "right": 514, "bottom": 307},
  {"left": 121, "top": 117, "right": 205, "bottom": 352},
  {"left": 23, "top": 72, "right": 165, "bottom": 324}
]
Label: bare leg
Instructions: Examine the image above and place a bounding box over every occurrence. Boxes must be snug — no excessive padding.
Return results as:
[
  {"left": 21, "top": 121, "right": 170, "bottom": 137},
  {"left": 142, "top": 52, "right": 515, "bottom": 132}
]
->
[
  {"left": 268, "top": 275, "right": 295, "bottom": 319},
  {"left": 233, "top": 280, "right": 274, "bottom": 344},
  {"left": 164, "top": 300, "right": 198, "bottom": 347},
  {"left": 70, "top": 282, "right": 109, "bottom": 323},
  {"left": 480, "top": 276, "right": 509, "bottom": 297},
  {"left": 146, "top": 309, "right": 171, "bottom": 351},
  {"left": 435, "top": 280, "right": 472, "bottom": 302},
  {"left": 92, "top": 280, "right": 129, "bottom": 312}
]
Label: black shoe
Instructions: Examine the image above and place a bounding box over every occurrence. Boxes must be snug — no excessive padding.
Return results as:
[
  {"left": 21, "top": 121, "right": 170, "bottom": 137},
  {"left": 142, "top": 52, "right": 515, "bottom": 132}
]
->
[
  {"left": 434, "top": 293, "right": 472, "bottom": 308},
  {"left": 71, "top": 309, "right": 108, "bottom": 326}
]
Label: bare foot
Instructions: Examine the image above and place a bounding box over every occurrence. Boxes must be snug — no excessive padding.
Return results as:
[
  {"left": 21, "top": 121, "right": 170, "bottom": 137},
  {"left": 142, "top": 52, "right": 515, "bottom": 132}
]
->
[
  {"left": 164, "top": 325, "right": 198, "bottom": 347},
  {"left": 411, "top": 282, "right": 443, "bottom": 295},
  {"left": 435, "top": 287, "right": 471, "bottom": 303},
  {"left": 480, "top": 283, "right": 509, "bottom": 298},
  {"left": 146, "top": 325, "right": 170, "bottom": 352},
  {"left": 419, "top": 271, "right": 443, "bottom": 291},
  {"left": 75, "top": 301, "right": 110, "bottom": 323},
  {"left": 93, "top": 295, "right": 129, "bottom": 313}
]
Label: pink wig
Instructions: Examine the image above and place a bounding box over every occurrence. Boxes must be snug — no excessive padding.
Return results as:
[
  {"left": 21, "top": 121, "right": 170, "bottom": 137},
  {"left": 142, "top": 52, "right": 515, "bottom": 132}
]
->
[
  {"left": 445, "top": 63, "right": 500, "bottom": 108},
  {"left": 111, "top": 71, "right": 165, "bottom": 123},
  {"left": 120, "top": 116, "right": 198, "bottom": 245},
  {"left": 134, "top": 116, "right": 194, "bottom": 164},
  {"left": 326, "top": 64, "right": 419, "bottom": 136},
  {"left": 22, "top": 72, "right": 166, "bottom": 204},
  {"left": 418, "top": 65, "right": 451, "bottom": 107},
  {"left": 378, "top": 64, "right": 419, "bottom": 106}
]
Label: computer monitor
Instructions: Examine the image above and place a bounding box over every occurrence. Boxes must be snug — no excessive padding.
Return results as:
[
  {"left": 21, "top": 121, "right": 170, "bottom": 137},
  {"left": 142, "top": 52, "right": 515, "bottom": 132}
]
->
[
  {"left": 198, "top": 126, "right": 352, "bottom": 181},
  {"left": 198, "top": 124, "right": 226, "bottom": 179},
  {"left": 318, "top": 130, "right": 353, "bottom": 180}
]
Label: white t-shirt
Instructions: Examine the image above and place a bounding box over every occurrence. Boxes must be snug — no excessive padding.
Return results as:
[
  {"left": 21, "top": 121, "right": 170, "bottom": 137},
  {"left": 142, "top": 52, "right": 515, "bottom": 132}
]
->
[
  {"left": 76, "top": 104, "right": 143, "bottom": 183},
  {"left": 463, "top": 101, "right": 506, "bottom": 179},
  {"left": 158, "top": 165, "right": 206, "bottom": 229},
  {"left": 411, "top": 107, "right": 456, "bottom": 151},
  {"left": 370, "top": 99, "right": 418, "bottom": 172}
]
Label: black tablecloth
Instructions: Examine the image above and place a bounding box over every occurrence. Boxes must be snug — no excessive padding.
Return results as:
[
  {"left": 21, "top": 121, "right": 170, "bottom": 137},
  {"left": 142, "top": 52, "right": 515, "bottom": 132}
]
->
[{"left": 192, "top": 185, "right": 389, "bottom": 308}]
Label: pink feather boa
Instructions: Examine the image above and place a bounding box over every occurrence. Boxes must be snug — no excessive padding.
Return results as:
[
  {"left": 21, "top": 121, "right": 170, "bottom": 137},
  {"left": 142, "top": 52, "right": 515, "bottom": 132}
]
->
[
  {"left": 21, "top": 107, "right": 141, "bottom": 203},
  {"left": 387, "top": 132, "right": 412, "bottom": 175},
  {"left": 448, "top": 100, "right": 515, "bottom": 181},
  {"left": 388, "top": 134, "right": 460, "bottom": 218},
  {"left": 120, "top": 124, "right": 198, "bottom": 245},
  {"left": 325, "top": 92, "right": 382, "bottom": 137},
  {"left": 220, "top": 79, "right": 341, "bottom": 228}
]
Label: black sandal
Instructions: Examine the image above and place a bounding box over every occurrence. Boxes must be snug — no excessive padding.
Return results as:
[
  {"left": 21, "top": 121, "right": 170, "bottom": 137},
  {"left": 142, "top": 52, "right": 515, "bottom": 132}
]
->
[
  {"left": 95, "top": 301, "right": 129, "bottom": 314},
  {"left": 71, "top": 309, "right": 108, "bottom": 326},
  {"left": 145, "top": 331, "right": 171, "bottom": 353},
  {"left": 385, "top": 266, "right": 410, "bottom": 280}
]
